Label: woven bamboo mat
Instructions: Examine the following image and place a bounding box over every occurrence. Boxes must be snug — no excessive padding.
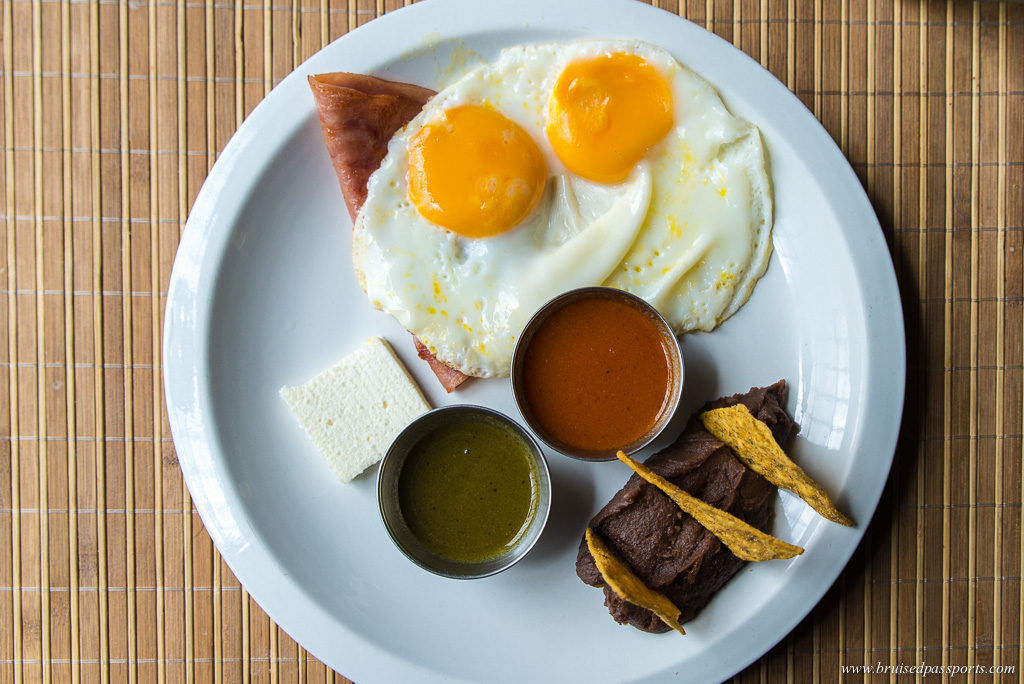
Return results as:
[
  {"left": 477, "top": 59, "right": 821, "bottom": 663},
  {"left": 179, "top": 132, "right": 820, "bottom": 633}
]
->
[{"left": 1, "top": 0, "right": 1022, "bottom": 681}]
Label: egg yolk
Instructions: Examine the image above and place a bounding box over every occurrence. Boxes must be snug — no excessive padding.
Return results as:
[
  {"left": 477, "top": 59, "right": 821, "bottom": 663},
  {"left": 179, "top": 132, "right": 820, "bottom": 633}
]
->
[
  {"left": 408, "top": 105, "right": 547, "bottom": 238},
  {"left": 547, "top": 53, "right": 674, "bottom": 184}
]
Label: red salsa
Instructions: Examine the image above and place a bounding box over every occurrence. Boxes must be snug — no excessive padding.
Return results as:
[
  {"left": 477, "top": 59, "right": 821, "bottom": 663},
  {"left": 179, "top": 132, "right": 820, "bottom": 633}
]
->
[{"left": 520, "top": 294, "right": 674, "bottom": 455}]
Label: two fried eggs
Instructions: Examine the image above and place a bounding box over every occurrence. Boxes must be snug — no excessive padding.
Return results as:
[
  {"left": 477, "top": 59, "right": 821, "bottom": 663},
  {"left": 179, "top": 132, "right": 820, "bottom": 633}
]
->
[{"left": 353, "top": 40, "right": 772, "bottom": 378}]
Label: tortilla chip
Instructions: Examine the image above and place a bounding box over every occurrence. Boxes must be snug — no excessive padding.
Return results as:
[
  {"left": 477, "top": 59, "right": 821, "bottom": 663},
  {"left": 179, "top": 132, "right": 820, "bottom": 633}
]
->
[
  {"left": 700, "top": 404, "right": 854, "bottom": 527},
  {"left": 585, "top": 528, "right": 686, "bottom": 636},
  {"left": 615, "top": 451, "right": 803, "bottom": 562}
]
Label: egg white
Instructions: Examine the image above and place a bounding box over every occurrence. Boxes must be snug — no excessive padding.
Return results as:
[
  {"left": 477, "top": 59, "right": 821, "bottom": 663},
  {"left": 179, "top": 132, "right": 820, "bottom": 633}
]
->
[{"left": 353, "top": 39, "right": 772, "bottom": 377}]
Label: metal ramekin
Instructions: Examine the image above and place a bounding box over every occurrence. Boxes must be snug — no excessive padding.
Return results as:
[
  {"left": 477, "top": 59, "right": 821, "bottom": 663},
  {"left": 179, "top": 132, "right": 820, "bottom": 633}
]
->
[
  {"left": 510, "top": 286, "right": 684, "bottom": 462},
  {"left": 377, "top": 405, "right": 552, "bottom": 580}
]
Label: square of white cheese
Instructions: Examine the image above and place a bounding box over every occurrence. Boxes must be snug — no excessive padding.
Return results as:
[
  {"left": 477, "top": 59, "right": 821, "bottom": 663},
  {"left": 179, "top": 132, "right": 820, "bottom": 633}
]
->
[{"left": 280, "top": 336, "right": 432, "bottom": 483}]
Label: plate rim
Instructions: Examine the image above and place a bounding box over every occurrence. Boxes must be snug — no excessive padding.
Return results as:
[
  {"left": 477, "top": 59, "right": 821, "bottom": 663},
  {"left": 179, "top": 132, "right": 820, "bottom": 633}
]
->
[{"left": 163, "top": 0, "right": 907, "bottom": 681}]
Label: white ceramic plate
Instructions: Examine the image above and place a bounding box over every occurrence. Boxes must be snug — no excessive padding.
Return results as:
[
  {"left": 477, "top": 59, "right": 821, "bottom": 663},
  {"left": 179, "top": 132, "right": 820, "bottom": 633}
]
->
[{"left": 163, "top": 0, "right": 905, "bottom": 681}]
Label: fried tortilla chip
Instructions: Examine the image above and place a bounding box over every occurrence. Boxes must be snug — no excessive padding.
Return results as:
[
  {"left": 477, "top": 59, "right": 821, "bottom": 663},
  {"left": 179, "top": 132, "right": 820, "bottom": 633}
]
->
[
  {"left": 615, "top": 450, "right": 803, "bottom": 562},
  {"left": 700, "top": 404, "right": 854, "bottom": 526},
  {"left": 585, "top": 528, "right": 686, "bottom": 636}
]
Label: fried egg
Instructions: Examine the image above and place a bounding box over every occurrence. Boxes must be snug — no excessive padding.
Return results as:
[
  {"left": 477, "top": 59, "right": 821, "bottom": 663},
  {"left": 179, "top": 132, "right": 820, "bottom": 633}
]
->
[{"left": 353, "top": 40, "right": 772, "bottom": 377}]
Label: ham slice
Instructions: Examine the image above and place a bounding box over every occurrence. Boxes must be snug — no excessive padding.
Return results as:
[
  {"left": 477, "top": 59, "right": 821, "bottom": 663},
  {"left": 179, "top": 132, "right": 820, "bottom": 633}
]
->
[
  {"left": 413, "top": 336, "right": 473, "bottom": 394},
  {"left": 308, "top": 72, "right": 469, "bottom": 392},
  {"left": 307, "top": 73, "right": 433, "bottom": 221}
]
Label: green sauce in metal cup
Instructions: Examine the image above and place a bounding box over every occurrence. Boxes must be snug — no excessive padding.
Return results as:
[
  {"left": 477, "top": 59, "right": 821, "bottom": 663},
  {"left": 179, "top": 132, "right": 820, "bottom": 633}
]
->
[{"left": 398, "top": 414, "right": 540, "bottom": 563}]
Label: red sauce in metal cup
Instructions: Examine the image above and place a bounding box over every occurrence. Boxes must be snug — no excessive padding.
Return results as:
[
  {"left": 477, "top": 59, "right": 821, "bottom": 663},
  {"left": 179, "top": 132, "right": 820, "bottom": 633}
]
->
[{"left": 518, "top": 292, "right": 676, "bottom": 455}]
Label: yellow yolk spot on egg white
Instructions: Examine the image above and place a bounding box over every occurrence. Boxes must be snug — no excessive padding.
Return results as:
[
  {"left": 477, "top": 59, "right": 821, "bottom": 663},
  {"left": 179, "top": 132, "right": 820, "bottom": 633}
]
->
[
  {"left": 547, "top": 53, "right": 673, "bottom": 183},
  {"left": 407, "top": 105, "right": 547, "bottom": 238},
  {"left": 431, "top": 277, "right": 447, "bottom": 303},
  {"left": 668, "top": 216, "right": 683, "bottom": 239}
]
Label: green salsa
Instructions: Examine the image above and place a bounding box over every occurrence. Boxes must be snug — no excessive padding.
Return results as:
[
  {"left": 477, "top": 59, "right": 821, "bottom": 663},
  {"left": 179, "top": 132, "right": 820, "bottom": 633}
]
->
[{"left": 397, "top": 414, "right": 539, "bottom": 563}]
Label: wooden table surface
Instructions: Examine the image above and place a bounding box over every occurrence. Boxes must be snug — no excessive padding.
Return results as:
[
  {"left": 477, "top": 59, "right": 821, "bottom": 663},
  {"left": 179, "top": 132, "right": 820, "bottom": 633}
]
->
[{"left": 2, "top": 0, "right": 1022, "bottom": 681}]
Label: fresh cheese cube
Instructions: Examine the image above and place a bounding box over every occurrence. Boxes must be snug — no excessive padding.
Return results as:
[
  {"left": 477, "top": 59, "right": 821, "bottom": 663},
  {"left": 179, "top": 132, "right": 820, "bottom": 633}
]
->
[{"left": 280, "top": 336, "right": 432, "bottom": 483}]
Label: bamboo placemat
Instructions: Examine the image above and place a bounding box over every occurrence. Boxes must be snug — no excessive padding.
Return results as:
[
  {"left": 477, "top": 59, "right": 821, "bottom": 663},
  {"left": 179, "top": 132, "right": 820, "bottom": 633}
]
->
[{"left": 1, "top": 0, "right": 1022, "bottom": 681}]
